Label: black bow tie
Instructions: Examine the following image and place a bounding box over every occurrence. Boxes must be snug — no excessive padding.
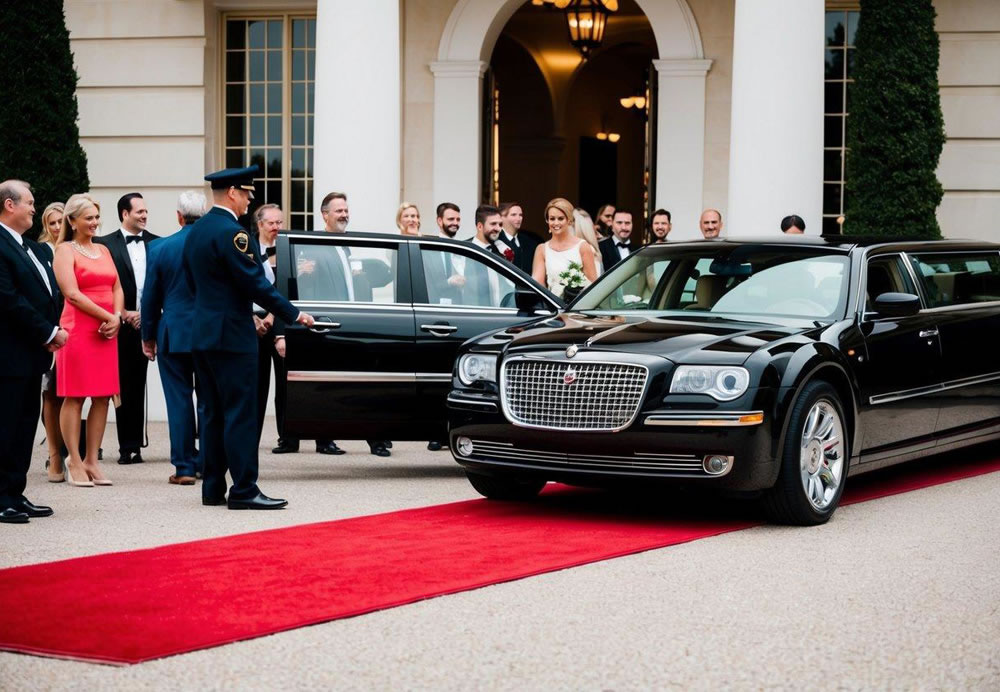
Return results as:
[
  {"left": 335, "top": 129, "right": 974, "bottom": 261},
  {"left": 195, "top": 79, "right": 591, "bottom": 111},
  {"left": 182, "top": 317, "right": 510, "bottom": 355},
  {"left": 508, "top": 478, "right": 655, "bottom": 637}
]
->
[
  {"left": 265, "top": 246, "right": 277, "bottom": 258},
  {"left": 125, "top": 235, "right": 142, "bottom": 244},
  {"left": 616, "top": 242, "right": 629, "bottom": 249}
]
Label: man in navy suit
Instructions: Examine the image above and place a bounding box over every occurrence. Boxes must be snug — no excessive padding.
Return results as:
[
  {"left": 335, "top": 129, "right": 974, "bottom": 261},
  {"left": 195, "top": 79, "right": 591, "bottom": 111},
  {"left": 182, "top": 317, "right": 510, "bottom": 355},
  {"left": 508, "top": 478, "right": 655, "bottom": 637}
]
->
[
  {"left": 141, "top": 190, "right": 207, "bottom": 486},
  {"left": 95, "top": 193, "right": 159, "bottom": 465},
  {"left": 183, "top": 166, "right": 314, "bottom": 510},
  {"left": 499, "top": 202, "right": 539, "bottom": 274},
  {"left": 0, "top": 180, "right": 67, "bottom": 524}
]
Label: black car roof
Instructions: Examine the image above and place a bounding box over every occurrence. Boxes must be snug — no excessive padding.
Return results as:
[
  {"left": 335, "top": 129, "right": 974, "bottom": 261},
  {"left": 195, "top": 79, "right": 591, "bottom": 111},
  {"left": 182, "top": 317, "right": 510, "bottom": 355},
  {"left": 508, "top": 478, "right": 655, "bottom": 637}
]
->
[{"left": 632, "top": 235, "right": 999, "bottom": 254}]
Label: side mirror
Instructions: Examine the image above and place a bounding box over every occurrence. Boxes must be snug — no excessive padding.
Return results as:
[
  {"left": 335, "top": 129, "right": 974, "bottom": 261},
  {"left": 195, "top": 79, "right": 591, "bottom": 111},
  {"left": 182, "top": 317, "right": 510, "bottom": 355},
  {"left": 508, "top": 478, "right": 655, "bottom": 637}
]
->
[
  {"left": 873, "top": 292, "right": 921, "bottom": 318},
  {"left": 515, "top": 289, "right": 549, "bottom": 314}
]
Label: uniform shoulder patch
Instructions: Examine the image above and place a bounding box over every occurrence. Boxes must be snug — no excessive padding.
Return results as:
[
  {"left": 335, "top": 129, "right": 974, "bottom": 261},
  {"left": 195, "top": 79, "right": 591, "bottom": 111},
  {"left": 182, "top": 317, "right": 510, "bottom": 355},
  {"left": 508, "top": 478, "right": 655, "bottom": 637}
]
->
[{"left": 233, "top": 230, "right": 250, "bottom": 254}]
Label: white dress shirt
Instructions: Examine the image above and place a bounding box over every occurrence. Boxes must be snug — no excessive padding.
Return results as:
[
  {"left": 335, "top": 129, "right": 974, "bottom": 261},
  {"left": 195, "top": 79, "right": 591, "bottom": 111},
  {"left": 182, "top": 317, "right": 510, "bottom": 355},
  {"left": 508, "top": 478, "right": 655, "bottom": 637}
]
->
[
  {"left": 2, "top": 222, "right": 58, "bottom": 342},
  {"left": 120, "top": 228, "right": 147, "bottom": 306}
]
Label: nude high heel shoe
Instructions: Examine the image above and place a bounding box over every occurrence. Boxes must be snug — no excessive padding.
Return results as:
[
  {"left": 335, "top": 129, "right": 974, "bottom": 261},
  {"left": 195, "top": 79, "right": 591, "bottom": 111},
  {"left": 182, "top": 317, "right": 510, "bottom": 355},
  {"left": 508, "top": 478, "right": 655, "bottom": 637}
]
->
[
  {"left": 65, "top": 460, "right": 94, "bottom": 487},
  {"left": 85, "top": 464, "right": 113, "bottom": 486},
  {"left": 46, "top": 453, "right": 66, "bottom": 483}
]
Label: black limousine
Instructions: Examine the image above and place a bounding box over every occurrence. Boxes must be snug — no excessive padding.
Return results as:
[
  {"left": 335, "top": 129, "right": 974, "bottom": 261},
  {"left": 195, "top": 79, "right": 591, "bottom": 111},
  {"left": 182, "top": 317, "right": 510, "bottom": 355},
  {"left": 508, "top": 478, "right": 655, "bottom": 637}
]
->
[{"left": 446, "top": 238, "right": 1000, "bottom": 524}]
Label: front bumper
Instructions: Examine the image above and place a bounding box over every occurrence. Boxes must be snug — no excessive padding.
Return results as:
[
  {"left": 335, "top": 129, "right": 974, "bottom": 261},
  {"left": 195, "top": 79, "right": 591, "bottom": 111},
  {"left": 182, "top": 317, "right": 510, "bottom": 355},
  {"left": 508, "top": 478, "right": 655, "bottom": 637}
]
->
[{"left": 447, "top": 391, "right": 780, "bottom": 492}]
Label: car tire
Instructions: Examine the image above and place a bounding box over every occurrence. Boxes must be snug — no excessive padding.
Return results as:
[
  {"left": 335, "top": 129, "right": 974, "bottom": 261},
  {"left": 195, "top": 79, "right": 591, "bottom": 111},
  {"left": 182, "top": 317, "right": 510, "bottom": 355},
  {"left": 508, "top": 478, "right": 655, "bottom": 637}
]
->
[
  {"left": 466, "top": 471, "right": 546, "bottom": 501},
  {"left": 762, "top": 381, "right": 850, "bottom": 526}
]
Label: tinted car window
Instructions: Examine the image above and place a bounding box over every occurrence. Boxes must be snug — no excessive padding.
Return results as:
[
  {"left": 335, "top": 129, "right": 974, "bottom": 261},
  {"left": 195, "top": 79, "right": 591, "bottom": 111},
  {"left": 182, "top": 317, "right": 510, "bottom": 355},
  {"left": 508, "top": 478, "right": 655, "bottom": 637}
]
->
[
  {"left": 865, "top": 255, "right": 917, "bottom": 311},
  {"left": 420, "top": 247, "right": 517, "bottom": 308},
  {"left": 578, "top": 246, "right": 850, "bottom": 320},
  {"left": 292, "top": 241, "right": 398, "bottom": 304},
  {"left": 907, "top": 252, "right": 1000, "bottom": 308}
]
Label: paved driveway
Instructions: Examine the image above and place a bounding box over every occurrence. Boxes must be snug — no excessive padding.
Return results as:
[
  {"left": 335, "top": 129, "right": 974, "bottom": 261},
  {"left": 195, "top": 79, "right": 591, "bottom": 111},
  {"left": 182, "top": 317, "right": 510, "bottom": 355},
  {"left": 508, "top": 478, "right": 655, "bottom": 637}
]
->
[{"left": 2, "top": 421, "right": 998, "bottom": 689}]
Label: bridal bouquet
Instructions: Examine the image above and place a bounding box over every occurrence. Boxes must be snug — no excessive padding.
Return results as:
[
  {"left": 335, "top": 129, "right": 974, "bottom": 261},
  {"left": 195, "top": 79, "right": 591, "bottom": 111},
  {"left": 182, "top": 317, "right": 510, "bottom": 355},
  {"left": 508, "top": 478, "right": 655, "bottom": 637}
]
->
[{"left": 558, "top": 261, "right": 588, "bottom": 301}]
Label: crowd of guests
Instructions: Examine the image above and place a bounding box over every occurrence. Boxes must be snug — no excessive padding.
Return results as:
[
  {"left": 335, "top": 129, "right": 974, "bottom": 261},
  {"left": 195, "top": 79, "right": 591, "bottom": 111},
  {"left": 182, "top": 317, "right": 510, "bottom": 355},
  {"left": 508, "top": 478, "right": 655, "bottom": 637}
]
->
[{"left": 0, "top": 169, "right": 814, "bottom": 523}]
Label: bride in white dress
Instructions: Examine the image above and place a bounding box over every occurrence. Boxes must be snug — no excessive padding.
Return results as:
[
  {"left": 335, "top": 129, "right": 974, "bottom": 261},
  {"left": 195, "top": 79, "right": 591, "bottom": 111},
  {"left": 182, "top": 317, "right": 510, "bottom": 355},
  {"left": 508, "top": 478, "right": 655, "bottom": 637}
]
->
[{"left": 531, "top": 197, "right": 598, "bottom": 298}]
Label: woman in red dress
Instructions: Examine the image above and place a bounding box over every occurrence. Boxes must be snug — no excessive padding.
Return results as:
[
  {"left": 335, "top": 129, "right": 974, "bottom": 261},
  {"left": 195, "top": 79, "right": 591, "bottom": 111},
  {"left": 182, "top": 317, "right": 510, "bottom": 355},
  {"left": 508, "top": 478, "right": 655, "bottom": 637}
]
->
[{"left": 52, "top": 193, "right": 123, "bottom": 487}]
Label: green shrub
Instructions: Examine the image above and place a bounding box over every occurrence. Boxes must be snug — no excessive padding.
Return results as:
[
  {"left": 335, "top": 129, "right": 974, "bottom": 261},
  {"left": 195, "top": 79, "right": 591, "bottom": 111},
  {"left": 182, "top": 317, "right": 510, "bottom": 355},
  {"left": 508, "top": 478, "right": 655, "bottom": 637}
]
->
[
  {"left": 845, "top": 0, "right": 945, "bottom": 238},
  {"left": 0, "top": 0, "right": 89, "bottom": 239}
]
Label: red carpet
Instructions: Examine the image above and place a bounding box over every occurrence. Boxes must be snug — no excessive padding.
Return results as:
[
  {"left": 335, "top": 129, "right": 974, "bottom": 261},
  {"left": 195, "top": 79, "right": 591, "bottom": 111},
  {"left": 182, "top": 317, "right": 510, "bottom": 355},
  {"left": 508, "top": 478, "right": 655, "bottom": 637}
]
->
[{"left": 2, "top": 452, "right": 999, "bottom": 665}]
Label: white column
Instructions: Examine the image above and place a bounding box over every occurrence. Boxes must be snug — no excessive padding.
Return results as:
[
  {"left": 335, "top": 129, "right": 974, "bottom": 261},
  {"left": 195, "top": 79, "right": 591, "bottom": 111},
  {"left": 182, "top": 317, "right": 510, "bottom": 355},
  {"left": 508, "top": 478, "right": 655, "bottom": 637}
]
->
[
  {"left": 727, "top": 0, "right": 824, "bottom": 236},
  {"left": 430, "top": 60, "right": 487, "bottom": 240},
  {"left": 653, "top": 59, "right": 713, "bottom": 241},
  {"left": 313, "top": 0, "right": 401, "bottom": 231}
]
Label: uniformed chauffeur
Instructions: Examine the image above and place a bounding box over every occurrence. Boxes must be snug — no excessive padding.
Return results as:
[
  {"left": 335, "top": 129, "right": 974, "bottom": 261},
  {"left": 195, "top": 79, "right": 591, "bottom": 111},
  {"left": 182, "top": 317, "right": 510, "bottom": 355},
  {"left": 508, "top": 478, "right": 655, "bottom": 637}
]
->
[{"left": 182, "top": 165, "right": 315, "bottom": 510}]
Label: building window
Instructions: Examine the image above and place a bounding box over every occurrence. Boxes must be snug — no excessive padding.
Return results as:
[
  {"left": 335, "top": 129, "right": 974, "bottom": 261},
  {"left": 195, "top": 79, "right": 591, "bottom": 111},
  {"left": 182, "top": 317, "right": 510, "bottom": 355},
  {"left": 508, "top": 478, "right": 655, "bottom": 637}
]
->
[
  {"left": 823, "top": 7, "right": 859, "bottom": 235},
  {"left": 224, "top": 15, "right": 316, "bottom": 230}
]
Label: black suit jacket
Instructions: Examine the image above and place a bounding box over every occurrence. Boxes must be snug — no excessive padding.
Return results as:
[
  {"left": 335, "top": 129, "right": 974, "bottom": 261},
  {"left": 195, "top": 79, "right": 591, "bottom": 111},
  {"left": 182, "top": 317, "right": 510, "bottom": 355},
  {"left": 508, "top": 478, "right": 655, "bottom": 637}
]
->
[
  {"left": 502, "top": 230, "right": 540, "bottom": 275},
  {"left": 599, "top": 236, "right": 629, "bottom": 274},
  {"left": 0, "top": 231, "right": 61, "bottom": 376},
  {"left": 95, "top": 229, "right": 159, "bottom": 311}
]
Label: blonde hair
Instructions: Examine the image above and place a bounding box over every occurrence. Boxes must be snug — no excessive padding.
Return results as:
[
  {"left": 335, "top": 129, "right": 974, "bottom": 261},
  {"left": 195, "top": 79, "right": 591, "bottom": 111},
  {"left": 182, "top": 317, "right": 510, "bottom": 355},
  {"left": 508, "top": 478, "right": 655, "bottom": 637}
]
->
[
  {"left": 39, "top": 202, "right": 65, "bottom": 245},
  {"left": 58, "top": 193, "right": 101, "bottom": 245},
  {"left": 543, "top": 197, "right": 575, "bottom": 235},
  {"left": 573, "top": 208, "right": 600, "bottom": 255},
  {"left": 396, "top": 202, "right": 420, "bottom": 235}
]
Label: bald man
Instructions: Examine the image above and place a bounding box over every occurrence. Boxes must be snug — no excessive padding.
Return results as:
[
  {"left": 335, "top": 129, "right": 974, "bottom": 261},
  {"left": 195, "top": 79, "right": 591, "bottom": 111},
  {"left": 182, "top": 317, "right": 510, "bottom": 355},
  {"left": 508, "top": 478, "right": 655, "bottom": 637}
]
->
[{"left": 699, "top": 209, "right": 723, "bottom": 239}]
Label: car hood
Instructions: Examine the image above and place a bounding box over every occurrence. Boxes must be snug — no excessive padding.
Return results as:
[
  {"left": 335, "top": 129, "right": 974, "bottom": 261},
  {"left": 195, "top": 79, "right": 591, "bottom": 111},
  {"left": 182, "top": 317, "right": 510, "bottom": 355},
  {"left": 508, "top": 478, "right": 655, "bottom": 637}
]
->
[{"left": 501, "top": 312, "right": 806, "bottom": 365}]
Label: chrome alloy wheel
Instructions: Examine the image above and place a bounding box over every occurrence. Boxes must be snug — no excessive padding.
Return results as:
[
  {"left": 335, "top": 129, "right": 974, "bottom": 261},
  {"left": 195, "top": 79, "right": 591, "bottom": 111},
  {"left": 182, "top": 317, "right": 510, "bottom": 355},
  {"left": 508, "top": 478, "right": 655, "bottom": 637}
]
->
[{"left": 798, "top": 399, "right": 844, "bottom": 511}]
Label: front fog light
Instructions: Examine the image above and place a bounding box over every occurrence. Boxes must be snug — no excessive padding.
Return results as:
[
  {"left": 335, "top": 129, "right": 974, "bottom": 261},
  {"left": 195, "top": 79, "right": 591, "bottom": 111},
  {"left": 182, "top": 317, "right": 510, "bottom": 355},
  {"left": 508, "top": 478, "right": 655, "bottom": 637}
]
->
[
  {"left": 703, "top": 454, "right": 732, "bottom": 476},
  {"left": 456, "top": 437, "right": 474, "bottom": 457}
]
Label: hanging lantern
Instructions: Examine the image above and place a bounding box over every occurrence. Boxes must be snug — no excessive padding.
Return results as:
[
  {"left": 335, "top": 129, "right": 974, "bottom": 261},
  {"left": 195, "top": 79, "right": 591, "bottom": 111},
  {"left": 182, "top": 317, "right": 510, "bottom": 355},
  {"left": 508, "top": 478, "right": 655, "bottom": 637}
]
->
[{"left": 564, "top": 0, "right": 611, "bottom": 59}]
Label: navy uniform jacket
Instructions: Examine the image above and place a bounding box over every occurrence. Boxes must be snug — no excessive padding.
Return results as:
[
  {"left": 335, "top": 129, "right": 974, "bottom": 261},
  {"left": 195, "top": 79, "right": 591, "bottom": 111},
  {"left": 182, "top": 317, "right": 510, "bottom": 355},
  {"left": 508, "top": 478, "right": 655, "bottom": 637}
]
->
[
  {"left": 141, "top": 225, "right": 196, "bottom": 354},
  {"left": 0, "top": 232, "right": 61, "bottom": 376},
  {"left": 182, "top": 207, "right": 298, "bottom": 354}
]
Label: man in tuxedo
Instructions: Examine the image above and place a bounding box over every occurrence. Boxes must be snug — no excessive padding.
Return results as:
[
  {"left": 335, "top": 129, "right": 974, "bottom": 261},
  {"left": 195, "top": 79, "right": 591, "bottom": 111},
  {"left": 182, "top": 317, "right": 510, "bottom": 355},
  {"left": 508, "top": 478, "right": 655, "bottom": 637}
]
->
[
  {"left": 599, "top": 209, "right": 634, "bottom": 272},
  {"left": 499, "top": 201, "right": 538, "bottom": 274},
  {"left": 274, "top": 191, "right": 392, "bottom": 458},
  {"left": 95, "top": 193, "right": 159, "bottom": 465},
  {"left": 0, "top": 180, "right": 67, "bottom": 524},
  {"left": 700, "top": 209, "right": 724, "bottom": 239},
  {"left": 141, "top": 190, "right": 206, "bottom": 485},
  {"left": 465, "top": 205, "right": 512, "bottom": 307},
  {"left": 182, "top": 166, "right": 315, "bottom": 510}
]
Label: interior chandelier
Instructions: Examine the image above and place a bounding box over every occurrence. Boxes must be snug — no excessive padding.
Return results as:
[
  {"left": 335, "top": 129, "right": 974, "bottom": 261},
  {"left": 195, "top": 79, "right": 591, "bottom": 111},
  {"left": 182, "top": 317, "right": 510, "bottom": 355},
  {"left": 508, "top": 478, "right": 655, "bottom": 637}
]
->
[{"left": 532, "top": 0, "right": 619, "bottom": 59}]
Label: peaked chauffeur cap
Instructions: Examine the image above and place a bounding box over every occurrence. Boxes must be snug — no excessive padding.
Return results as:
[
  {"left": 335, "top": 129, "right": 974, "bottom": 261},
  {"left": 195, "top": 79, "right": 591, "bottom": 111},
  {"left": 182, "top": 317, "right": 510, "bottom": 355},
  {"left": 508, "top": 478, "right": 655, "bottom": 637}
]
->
[{"left": 204, "top": 165, "right": 259, "bottom": 197}]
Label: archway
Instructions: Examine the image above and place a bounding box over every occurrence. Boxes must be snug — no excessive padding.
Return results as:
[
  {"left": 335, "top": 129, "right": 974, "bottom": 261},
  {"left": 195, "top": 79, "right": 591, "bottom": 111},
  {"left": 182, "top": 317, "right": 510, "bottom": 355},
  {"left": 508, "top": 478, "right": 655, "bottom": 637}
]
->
[{"left": 432, "top": 0, "right": 711, "bottom": 238}]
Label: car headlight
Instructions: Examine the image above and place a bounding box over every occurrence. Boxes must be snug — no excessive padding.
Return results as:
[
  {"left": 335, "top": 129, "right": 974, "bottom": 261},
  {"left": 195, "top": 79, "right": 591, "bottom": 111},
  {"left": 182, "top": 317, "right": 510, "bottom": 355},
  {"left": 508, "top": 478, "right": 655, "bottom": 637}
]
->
[
  {"left": 669, "top": 365, "right": 750, "bottom": 401},
  {"left": 458, "top": 353, "right": 498, "bottom": 386}
]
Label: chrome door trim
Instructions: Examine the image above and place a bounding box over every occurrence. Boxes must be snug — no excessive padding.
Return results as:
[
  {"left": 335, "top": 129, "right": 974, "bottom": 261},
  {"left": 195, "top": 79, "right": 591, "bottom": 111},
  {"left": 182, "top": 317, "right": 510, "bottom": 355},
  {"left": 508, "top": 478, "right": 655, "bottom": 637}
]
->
[
  {"left": 290, "top": 302, "right": 413, "bottom": 312},
  {"left": 287, "top": 371, "right": 449, "bottom": 383},
  {"left": 869, "top": 370, "right": 1000, "bottom": 405}
]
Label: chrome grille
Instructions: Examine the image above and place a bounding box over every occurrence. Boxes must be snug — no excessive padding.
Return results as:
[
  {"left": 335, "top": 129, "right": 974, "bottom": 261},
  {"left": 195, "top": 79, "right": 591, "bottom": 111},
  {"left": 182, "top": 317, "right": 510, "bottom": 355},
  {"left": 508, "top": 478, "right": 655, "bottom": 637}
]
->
[
  {"left": 466, "top": 440, "right": 706, "bottom": 474},
  {"left": 501, "top": 358, "right": 648, "bottom": 431}
]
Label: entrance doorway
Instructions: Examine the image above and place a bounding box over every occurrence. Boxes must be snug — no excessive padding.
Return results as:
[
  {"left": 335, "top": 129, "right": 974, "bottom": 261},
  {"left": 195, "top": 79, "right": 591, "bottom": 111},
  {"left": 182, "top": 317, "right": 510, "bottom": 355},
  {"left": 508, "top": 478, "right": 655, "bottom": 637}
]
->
[{"left": 488, "top": 0, "right": 657, "bottom": 237}]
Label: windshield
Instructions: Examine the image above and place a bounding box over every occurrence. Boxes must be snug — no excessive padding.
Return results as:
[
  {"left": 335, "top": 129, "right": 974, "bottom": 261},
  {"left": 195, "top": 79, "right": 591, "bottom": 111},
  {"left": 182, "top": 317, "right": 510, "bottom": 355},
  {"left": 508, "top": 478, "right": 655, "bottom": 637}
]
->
[{"left": 574, "top": 245, "right": 851, "bottom": 321}]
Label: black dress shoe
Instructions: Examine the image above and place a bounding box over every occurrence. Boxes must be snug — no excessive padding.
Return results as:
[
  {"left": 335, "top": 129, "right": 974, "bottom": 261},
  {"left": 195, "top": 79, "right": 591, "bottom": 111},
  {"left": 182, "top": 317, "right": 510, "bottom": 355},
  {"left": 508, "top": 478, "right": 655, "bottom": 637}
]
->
[
  {"left": 227, "top": 493, "right": 288, "bottom": 510},
  {"left": 427, "top": 441, "right": 448, "bottom": 451},
  {"left": 117, "top": 451, "right": 143, "bottom": 465},
  {"left": 384, "top": 441, "right": 393, "bottom": 449},
  {"left": 202, "top": 496, "right": 227, "bottom": 506},
  {"left": 17, "top": 500, "right": 54, "bottom": 518},
  {"left": 271, "top": 440, "right": 300, "bottom": 454},
  {"left": 369, "top": 443, "right": 391, "bottom": 457},
  {"left": 0, "top": 508, "right": 29, "bottom": 524},
  {"left": 316, "top": 442, "right": 345, "bottom": 455}
]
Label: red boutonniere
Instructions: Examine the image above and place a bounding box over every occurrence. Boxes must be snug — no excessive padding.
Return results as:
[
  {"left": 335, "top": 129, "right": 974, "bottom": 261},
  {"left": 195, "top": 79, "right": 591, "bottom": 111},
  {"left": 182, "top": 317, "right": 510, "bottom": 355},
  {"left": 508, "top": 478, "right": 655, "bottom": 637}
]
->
[{"left": 502, "top": 247, "right": 515, "bottom": 261}]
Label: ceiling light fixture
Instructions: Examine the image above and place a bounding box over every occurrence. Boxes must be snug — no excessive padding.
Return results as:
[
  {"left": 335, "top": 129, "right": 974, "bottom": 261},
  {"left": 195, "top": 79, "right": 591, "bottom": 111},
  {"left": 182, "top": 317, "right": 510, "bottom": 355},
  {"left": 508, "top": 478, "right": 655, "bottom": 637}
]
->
[{"left": 533, "top": 0, "right": 618, "bottom": 60}]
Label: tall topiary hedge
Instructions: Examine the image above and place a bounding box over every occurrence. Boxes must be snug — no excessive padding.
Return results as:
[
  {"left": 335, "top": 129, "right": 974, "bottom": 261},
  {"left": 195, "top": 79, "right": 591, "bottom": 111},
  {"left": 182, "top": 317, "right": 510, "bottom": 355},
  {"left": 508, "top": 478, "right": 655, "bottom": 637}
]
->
[
  {"left": 0, "top": 1, "right": 89, "bottom": 239},
  {"left": 845, "top": 0, "right": 945, "bottom": 238}
]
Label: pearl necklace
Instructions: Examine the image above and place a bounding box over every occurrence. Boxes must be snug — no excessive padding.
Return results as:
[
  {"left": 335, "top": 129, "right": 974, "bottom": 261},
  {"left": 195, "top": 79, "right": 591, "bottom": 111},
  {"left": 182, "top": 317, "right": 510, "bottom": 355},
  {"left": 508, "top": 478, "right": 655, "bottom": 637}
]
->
[{"left": 70, "top": 241, "right": 100, "bottom": 259}]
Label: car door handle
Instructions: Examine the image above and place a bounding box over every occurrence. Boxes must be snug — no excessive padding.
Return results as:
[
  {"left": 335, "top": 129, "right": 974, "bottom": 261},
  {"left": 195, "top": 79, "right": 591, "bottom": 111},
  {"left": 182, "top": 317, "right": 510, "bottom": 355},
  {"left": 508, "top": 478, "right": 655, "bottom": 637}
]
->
[
  {"left": 918, "top": 328, "right": 939, "bottom": 338},
  {"left": 309, "top": 320, "right": 341, "bottom": 334},
  {"left": 420, "top": 324, "right": 458, "bottom": 336}
]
